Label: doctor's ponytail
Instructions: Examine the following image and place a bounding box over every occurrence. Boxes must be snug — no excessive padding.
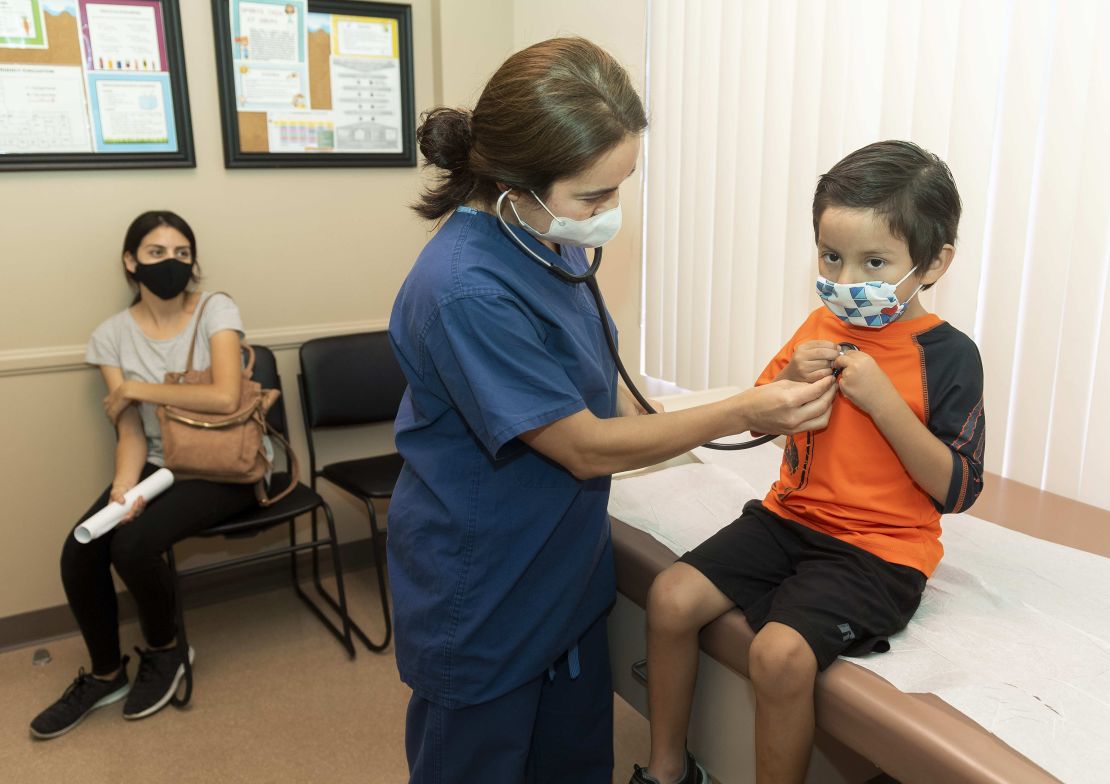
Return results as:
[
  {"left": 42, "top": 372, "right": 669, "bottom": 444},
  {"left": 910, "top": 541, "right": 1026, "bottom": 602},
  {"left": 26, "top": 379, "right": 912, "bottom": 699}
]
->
[
  {"left": 415, "top": 108, "right": 477, "bottom": 221},
  {"left": 413, "top": 37, "right": 646, "bottom": 222}
]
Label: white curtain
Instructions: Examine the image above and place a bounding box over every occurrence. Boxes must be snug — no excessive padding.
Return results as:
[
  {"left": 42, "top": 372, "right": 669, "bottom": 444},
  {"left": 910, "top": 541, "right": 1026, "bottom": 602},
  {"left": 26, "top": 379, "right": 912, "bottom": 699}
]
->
[{"left": 642, "top": 0, "right": 1110, "bottom": 509}]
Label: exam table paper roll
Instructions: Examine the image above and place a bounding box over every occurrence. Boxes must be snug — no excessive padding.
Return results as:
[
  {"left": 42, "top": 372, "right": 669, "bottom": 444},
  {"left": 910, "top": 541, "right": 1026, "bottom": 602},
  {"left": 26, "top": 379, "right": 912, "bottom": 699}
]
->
[{"left": 73, "top": 469, "right": 175, "bottom": 543}]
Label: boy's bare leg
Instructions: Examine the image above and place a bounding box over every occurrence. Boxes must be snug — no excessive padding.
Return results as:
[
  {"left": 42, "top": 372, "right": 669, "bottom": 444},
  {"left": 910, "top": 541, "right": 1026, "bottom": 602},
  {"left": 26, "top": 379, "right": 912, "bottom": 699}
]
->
[
  {"left": 645, "top": 563, "right": 735, "bottom": 783},
  {"left": 749, "top": 622, "right": 818, "bottom": 784}
]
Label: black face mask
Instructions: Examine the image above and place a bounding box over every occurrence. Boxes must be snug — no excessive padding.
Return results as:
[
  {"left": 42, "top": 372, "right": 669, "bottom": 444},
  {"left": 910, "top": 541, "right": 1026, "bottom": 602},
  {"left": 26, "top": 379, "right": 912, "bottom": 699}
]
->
[{"left": 132, "top": 258, "right": 193, "bottom": 300}]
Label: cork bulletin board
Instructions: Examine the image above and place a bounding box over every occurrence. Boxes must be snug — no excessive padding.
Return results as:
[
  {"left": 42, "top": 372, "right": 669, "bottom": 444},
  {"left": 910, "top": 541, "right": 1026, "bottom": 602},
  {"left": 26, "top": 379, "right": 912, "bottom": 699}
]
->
[
  {"left": 0, "top": 0, "right": 194, "bottom": 170},
  {"left": 211, "top": 0, "right": 414, "bottom": 168}
]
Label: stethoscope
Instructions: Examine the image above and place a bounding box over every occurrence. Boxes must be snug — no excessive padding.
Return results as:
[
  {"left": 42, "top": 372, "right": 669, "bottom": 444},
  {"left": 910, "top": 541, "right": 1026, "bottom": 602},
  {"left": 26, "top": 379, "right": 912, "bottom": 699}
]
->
[{"left": 495, "top": 190, "right": 775, "bottom": 451}]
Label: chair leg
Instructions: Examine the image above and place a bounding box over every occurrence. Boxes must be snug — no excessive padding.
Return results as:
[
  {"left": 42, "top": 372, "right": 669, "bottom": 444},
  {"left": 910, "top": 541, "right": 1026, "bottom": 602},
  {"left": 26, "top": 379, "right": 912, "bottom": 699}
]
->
[
  {"left": 365, "top": 500, "right": 393, "bottom": 650},
  {"left": 291, "top": 506, "right": 356, "bottom": 658},
  {"left": 167, "top": 547, "right": 193, "bottom": 708},
  {"left": 289, "top": 517, "right": 301, "bottom": 596},
  {"left": 310, "top": 508, "right": 322, "bottom": 583},
  {"left": 321, "top": 503, "right": 355, "bottom": 657},
  {"left": 308, "top": 500, "right": 392, "bottom": 653}
]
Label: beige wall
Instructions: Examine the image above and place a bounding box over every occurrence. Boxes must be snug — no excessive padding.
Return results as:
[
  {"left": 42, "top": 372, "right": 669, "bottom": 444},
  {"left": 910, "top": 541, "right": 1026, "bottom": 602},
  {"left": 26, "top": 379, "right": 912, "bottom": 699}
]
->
[
  {"left": 438, "top": 0, "right": 516, "bottom": 107},
  {"left": 0, "top": 0, "right": 518, "bottom": 619}
]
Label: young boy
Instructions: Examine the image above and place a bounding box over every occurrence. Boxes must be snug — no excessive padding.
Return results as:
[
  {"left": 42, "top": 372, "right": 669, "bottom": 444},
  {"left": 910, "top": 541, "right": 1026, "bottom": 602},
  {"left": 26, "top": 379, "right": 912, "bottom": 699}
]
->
[{"left": 630, "top": 140, "right": 986, "bottom": 784}]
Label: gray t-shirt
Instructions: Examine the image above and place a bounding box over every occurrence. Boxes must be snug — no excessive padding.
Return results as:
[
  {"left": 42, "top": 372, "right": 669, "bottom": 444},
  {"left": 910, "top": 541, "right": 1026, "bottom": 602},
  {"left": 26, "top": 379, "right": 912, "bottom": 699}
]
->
[{"left": 86, "top": 292, "right": 245, "bottom": 466}]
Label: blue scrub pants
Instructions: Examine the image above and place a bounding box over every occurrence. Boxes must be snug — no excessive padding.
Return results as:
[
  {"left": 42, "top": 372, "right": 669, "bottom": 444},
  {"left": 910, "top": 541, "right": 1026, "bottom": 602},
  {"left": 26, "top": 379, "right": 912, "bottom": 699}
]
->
[{"left": 405, "top": 611, "right": 613, "bottom": 784}]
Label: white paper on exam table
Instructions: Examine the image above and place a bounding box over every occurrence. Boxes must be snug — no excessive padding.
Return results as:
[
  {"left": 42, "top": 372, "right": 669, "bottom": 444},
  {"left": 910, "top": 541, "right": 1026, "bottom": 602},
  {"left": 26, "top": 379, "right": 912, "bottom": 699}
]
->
[
  {"left": 607, "top": 462, "right": 763, "bottom": 553},
  {"left": 608, "top": 447, "right": 1110, "bottom": 784}
]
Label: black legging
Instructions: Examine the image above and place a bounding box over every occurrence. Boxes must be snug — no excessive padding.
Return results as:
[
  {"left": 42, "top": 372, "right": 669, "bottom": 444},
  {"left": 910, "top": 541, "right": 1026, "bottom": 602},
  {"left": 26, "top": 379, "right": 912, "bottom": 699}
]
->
[{"left": 61, "top": 463, "right": 258, "bottom": 675}]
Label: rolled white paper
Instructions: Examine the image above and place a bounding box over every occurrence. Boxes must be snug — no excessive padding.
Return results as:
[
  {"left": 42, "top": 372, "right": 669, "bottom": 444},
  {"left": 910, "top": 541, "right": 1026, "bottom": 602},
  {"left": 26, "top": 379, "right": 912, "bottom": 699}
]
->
[{"left": 74, "top": 468, "right": 175, "bottom": 544}]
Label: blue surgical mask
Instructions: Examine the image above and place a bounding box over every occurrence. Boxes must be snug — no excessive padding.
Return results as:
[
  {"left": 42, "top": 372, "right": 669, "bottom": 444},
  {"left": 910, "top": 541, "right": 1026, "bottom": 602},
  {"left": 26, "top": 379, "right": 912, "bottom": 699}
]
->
[
  {"left": 816, "top": 267, "right": 922, "bottom": 328},
  {"left": 507, "top": 190, "right": 622, "bottom": 248}
]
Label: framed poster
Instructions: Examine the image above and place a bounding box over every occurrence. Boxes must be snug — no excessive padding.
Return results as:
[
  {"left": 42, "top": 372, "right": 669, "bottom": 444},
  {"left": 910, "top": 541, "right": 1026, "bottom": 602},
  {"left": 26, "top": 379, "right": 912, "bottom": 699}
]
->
[
  {"left": 0, "top": 0, "right": 194, "bottom": 170},
  {"left": 212, "top": 0, "right": 414, "bottom": 168}
]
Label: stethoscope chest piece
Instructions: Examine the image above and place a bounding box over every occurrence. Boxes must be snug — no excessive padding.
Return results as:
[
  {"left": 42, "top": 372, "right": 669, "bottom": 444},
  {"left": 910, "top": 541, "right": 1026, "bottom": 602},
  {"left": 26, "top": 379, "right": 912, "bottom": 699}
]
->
[{"left": 832, "top": 342, "right": 859, "bottom": 377}]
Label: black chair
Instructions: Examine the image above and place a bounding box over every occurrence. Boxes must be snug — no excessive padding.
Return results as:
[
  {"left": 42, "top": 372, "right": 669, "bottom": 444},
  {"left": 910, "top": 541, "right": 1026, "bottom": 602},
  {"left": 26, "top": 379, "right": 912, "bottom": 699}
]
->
[
  {"left": 167, "top": 345, "right": 355, "bottom": 707},
  {"left": 298, "top": 332, "right": 407, "bottom": 653}
]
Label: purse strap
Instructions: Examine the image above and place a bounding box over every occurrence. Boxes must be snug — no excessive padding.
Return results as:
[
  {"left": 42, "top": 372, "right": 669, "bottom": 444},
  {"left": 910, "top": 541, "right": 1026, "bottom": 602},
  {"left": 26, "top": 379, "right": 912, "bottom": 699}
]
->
[
  {"left": 183, "top": 291, "right": 235, "bottom": 374},
  {"left": 254, "top": 416, "right": 301, "bottom": 507}
]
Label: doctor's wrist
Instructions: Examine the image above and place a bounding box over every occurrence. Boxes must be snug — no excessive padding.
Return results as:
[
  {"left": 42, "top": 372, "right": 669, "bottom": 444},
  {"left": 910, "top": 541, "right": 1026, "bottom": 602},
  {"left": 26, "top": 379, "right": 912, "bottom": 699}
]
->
[{"left": 725, "top": 392, "right": 761, "bottom": 437}]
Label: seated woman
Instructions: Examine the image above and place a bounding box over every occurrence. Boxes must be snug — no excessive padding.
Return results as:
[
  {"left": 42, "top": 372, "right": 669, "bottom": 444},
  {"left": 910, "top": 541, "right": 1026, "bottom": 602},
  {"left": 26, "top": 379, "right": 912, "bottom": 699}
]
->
[{"left": 31, "top": 211, "right": 259, "bottom": 739}]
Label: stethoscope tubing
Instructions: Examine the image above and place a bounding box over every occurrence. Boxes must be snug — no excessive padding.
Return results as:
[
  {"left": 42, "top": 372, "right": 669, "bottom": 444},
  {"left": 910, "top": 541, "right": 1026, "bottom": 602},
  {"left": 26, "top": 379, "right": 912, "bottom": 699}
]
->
[
  {"left": 495, "top": 197, "right": 775, "bottom": 451},
  {"left": 583, "top": 273, "right": 776, "bottom": 451}
]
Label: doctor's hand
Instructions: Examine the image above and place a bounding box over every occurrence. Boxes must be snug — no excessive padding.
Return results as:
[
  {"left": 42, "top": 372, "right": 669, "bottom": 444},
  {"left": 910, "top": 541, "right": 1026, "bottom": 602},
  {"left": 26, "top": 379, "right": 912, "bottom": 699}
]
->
[
  {"left": 738, "top": 376, "right": 836, "bottom": 435},
  {"left": 780, "top": 341, "right": 840, "bottom": 383},
  {"left": 833, "top": 350, "right": 899, "bottom": 417}
]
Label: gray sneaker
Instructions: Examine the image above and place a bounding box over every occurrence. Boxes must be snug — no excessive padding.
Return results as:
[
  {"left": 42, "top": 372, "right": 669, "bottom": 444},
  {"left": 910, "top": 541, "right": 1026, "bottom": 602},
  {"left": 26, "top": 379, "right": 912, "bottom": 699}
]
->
[
  {"left": 30, "top": 656, "right": 131, "bottom": 740},
  {"left": 122, "top": 645, "right": 194, "bottom": 720}
]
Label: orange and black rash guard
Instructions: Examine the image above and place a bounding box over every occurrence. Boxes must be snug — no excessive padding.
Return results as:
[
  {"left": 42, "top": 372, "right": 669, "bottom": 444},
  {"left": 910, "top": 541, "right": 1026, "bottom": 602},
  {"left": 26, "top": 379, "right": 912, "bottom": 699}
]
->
[{"left": 757, "top": 308, "right": 985, "bottom": 577}]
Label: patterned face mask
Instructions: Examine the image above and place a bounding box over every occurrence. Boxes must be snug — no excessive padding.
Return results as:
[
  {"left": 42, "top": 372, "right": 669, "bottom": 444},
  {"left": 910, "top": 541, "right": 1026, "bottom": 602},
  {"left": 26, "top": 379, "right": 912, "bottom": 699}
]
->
[{"left": 815, "top": 267, "right": 922, "bottom": 328}]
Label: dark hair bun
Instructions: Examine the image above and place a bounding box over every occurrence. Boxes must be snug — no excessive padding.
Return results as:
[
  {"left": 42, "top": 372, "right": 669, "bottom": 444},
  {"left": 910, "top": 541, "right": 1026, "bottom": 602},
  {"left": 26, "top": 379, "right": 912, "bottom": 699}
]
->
[{"left": 417, "top": 107, "right": 473, "bottom": 172}]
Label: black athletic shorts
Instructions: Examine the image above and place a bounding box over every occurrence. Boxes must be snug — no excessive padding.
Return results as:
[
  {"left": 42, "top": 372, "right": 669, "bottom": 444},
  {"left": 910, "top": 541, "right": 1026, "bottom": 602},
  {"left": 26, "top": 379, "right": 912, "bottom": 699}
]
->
[{"left": 678, "top": 500, "right": 927, "bottom": 670}]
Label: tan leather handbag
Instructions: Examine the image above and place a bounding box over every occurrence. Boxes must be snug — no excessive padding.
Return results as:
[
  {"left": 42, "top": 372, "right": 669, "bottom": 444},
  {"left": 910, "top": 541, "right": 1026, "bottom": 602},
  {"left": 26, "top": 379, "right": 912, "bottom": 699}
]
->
[{"left": 156, "top": 294, "right": 297, "bottom": 506}]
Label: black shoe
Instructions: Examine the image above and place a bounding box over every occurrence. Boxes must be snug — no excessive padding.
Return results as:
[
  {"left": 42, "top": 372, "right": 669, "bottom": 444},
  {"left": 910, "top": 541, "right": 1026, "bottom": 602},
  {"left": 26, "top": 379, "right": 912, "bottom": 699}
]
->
[
  {"left": 630, "top": 751, "right": 708, "bottom": 784},
  {"left": 122, "top": 645, "right": 194, "bottom": 720},
  {"left": 30, "top": 656, "right": 131, "bottom": 740}
]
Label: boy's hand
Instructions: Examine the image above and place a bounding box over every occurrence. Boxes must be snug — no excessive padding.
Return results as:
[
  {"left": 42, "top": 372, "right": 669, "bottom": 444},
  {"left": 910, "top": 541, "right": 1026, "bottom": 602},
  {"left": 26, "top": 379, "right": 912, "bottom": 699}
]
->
[
  {"left": 833, "top": 350, "right": 900, "bottom": 416},
  {"left": 782, "top": 341, "right": 840, "bottom": 382}
]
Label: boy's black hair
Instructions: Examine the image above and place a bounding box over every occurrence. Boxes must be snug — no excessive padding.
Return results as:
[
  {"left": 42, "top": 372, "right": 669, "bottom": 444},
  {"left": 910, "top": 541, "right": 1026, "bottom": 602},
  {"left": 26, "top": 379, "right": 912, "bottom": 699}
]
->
[{"left": 813, "top": 140, "right": 961, "bottom": 289}]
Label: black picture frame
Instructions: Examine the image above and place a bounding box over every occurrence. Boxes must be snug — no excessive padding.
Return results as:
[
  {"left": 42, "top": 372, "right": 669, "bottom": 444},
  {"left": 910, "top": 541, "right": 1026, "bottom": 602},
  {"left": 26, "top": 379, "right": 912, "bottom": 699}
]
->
[
  {"left": 0, "top": 0, "right": 194, "bottom": 172},
  {"left": 211, "top": 0, "right": 415, "bottom": 168}
]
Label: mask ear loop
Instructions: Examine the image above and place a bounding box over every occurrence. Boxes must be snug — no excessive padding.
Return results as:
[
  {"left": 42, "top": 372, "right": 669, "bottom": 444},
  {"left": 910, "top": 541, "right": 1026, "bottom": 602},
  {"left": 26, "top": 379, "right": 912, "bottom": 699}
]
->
[
  {"left": 528, "top": 190, "right": 566, "bottom": 230},
  {"left": 506, "top": 192, "right": 546, "bottom": 236},
  {"left": 893, "top": 266, "right": 924, "bottom": 310}
]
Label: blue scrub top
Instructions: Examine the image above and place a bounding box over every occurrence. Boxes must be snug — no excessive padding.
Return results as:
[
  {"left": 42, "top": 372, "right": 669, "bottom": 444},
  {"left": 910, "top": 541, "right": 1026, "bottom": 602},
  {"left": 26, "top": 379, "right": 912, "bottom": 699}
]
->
[{"left": 388, "top": 206, "right": 618, "bottom": 709}]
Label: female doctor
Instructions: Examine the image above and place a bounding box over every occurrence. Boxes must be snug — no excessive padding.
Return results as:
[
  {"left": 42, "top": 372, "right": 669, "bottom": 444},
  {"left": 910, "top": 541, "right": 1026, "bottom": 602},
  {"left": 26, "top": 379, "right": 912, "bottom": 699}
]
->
[{"left": 387, "top": 37, "right": 836, "bottom": 783}]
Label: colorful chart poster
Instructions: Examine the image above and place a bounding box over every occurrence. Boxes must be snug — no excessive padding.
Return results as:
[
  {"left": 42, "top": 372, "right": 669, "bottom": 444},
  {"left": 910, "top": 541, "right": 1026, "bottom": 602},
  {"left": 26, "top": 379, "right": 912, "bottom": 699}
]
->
[
  {"left": 235, "top": 61, "right": 306, "bottom": 109},
  {"left": 217, "top": 2, "right": 411, "bottom": 164},
  {"left": 0, "top": 0, "right": 190, "bottom": 167},
  {"left": 330, "top": 56, "right": 400, "bottom": 152},
  {"left": 0, "top": 0, "right": 47, "bottom": 48},
  {"left": 332, "top": 15, "right": 394, "bottom": 58},
  {"left": 86, "top": 71, "right": 175, "bottom": 150},
  {"left": 229, "top": 0, "right": 307, "bottom": 112},
  {"left": 266, "top": 109, "right": 333, "bottom": 152},
  {"left": 80, "top": 0, "right": 164, "bottom": 71},
  {"left": 231, "top": 8, "right": 406, "bottom": 155},
  {"left": 235, "top": 0, "right": 301, "bottom": 62},
  {"left": 0, "top": 62, "right": 91, "bottom": 150}
]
